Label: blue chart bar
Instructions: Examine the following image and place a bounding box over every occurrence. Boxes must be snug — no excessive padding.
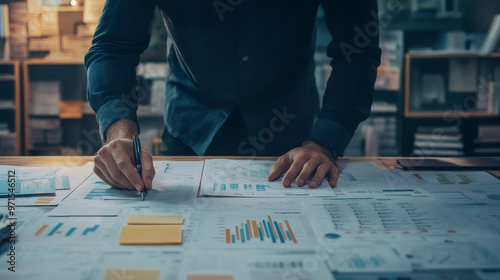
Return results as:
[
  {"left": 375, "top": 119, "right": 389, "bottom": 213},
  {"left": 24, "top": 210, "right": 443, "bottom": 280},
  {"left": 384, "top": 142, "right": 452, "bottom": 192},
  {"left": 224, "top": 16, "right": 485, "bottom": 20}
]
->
[
  {"left": 48, "top": 223, "right": 63, "bottom": 236},
  {"left": 351, "top": 256, "right": 366, "bottom": 268},
  {"left": 82, "top": 225, "right": 99, "bottom": 235},
  {"left": 245, "top": 223, "right": 250, "bottom": 240},
  {"left": 225, "top": 216, "right": 298, "bottom": 244},
  {"left": 240, "top": 227, "right": 246, "bottom": 243},
  {"left": 65, "top": 227, "right": 77, "bottom": 236},
  {"left": 274, "top": 221, "right": 285, "bottom": 243},
  {"left": 263, "top": 220, "right": 270, "bottom": 237},
  {"left": 85, "top": 188, "right": 121, "bottom": 199},
  {"left": 267, "top": 221, "right": 276, "bottom": 243},
  {"left": 256, "top": 185, "right": 267, "bottom": 191}
]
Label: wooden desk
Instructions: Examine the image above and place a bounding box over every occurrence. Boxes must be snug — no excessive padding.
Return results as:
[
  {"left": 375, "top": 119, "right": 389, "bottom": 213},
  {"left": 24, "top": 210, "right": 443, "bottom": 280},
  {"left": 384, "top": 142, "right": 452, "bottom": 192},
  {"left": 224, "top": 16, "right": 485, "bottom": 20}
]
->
[
  {"left": 1, "top": 156, "right": 499, "bottom": 279},
  {"left": 1, "top": 156, "right": 498, "bottom": 176}
]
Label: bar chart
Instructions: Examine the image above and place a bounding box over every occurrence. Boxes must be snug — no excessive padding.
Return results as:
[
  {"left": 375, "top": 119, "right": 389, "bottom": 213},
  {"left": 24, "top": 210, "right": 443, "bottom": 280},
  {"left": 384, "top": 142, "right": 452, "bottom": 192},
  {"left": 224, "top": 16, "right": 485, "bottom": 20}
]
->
[
  {"left": 224, "top": 215, "right": 297, "bottom": 244},
  {"left": 84, "top": 186, "right": 138, "bottom": 200},
  {"left": 34, "top": 222, "right": 101, "bottom": 237},
  {"left": 192, "top": 211, "right": 315, "bottom": 248}
]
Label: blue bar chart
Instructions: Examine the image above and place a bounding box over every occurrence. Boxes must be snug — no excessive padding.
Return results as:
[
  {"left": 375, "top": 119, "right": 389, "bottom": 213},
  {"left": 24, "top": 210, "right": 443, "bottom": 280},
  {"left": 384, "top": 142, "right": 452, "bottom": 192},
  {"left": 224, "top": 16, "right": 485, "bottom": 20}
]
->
[
  {"left": 225, "top": 215, "right": 297, "bottom": 244},
  {"left": 34, "top": 222, "right": 101, "bottom": 237}
]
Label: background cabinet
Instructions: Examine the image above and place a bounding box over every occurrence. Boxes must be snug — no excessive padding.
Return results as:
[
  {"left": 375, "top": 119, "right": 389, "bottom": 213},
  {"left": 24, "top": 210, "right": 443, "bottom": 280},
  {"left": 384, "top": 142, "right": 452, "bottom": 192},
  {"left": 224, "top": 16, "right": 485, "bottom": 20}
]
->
[
  {"left": 22, "top": 60, "right": 100, "bottom": 155},
  {"left": 0, "top": 60, "right": 20, "bottom": 155},
  {"left": 402, "top": 53, "right": 500, "bottom": 156}
]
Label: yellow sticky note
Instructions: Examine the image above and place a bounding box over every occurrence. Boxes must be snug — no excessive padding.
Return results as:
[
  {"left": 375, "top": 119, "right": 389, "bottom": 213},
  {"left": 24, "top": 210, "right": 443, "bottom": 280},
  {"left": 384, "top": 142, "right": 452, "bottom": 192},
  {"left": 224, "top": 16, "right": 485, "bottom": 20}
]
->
[
  {"left": 103, "top": 269, "right": 160, "bottom": 280},
  {"left": 186, "top": 275, "right": 234, "bottom": 280},
  {"left": 119, "top": 225, "right": 182, "bottom": 245},
  {"left": 127, "top": 214, "right": 184, "bottom": 225}
]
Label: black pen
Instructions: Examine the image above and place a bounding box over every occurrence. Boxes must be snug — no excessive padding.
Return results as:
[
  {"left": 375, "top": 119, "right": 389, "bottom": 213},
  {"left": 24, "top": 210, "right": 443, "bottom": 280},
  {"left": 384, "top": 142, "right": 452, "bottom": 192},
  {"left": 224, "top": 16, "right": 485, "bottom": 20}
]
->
[{"left": 133, "top": 135, "right": 147, "bottom": 200}]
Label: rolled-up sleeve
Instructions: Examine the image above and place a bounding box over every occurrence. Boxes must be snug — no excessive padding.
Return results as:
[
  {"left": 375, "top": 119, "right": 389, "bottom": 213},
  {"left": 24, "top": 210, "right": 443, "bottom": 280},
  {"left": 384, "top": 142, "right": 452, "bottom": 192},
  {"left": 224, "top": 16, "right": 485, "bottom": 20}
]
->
[
  {"left": 84, "top": 0, "right": 157, "bottom": 141},
  {"left": 309, "top": 0, "right": 381, "bottom": 157}
]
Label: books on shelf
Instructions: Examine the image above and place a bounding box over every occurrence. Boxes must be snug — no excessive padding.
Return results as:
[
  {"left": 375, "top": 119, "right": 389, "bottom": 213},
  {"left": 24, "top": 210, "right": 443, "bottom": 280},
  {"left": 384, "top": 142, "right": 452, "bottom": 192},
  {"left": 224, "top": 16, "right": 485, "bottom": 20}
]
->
[
  {"left": 477, "top": 125, "right": 500, "bottom": 142},
  {"left": 0, "top": 132, "right": 16, "bottom": 156},
  {"left": 488, "top": 66, "right": 500, "bottom": 114},
  {"left": 448, "top": 58, "right": 478, "bottom": 93},
  {"left": 478, "top": 64, "right": 500, "bottom": 114},
  {"left": 29, "top": 118, "right": 62, "bottom": 147},
  {"left": 474, "top": 125, "right": 500, "bottom": 156},
  {"left": 346, "top": 116, "right": 398, "bottom": 157},
  {"left": 413, "top": 125, "right": 464, "bottom": 157},
  {"left": 29, "top": 81, "right": 61, "bottom": 116}
]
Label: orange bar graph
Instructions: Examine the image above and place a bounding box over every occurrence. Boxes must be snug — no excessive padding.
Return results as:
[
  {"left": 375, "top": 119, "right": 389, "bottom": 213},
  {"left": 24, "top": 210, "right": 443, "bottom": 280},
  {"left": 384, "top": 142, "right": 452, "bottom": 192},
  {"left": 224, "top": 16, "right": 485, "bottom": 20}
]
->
[
  {"left": 285, "top": 220, "right": 297, "bottom": 243},
  {"left": 246, "top": 220, "right": 253, "bottom": 238},
  {"left": 225, "top": 229, "right": 231, "bottom": 244},
  {"left": 278, "top": 222, "right": 287, "bottom": 241},
  {"left": 224, "top": 215, "right": 298, "bottom": 245},
  {"left": 268, "top": 215, "right": 278, "bottom": 240},
  {"left": 35, "top": 224, "right": 48, "bottom": 236},
  {"left": 251, "top": 220, "right": 259, "bottom": 238}
]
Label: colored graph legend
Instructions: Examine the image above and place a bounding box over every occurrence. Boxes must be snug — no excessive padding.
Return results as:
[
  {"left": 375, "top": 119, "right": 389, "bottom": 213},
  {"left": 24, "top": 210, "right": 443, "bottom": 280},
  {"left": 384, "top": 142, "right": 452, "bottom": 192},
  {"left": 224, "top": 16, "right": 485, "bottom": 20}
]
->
[
  {"left": 224, "top": 215, "right": 297, "bottom": 244},
  {"left": 34, "top": 223, "right": 100, "bottom": 237}
]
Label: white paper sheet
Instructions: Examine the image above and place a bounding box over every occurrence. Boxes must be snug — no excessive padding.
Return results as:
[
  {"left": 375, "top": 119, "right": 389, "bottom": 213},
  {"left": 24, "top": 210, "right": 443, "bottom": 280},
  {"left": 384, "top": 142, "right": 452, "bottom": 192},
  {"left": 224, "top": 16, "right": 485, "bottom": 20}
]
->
[
  {"left": 305, "top": 196, "right": 483, "bottom": 244},
  {"left": 200, "top": 159, "right": 336, "bottom": 197},
  {"left": 64, "top": 161, "right": 204, "bottom": 205},
  {"left": 327, "top": 244, "right": 412, "bottom": 273},
  {"left": 180, "top": 250, "right": 334, "bottom": 280}
]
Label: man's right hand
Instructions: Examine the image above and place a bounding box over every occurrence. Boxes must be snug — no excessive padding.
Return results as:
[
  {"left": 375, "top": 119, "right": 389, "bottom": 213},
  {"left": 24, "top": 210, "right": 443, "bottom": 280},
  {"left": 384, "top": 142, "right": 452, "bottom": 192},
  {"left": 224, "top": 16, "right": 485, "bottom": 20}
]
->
[{"left": 93, "top": 119, "right": 155, "bottom": 191}]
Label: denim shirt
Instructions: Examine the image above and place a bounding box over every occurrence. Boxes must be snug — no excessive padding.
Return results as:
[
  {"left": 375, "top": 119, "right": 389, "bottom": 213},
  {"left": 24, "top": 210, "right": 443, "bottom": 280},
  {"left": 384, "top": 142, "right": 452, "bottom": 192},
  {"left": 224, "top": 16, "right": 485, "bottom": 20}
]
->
[{"left": 85, "top": 0, "right": 381, "bottom": 156}]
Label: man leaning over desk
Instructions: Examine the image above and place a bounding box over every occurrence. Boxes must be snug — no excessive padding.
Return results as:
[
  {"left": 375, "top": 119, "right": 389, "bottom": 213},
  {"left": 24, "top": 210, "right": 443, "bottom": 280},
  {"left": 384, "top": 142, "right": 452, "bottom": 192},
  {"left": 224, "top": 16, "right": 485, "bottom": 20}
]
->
[{"left": 84, "top": 0, "right": 381, "bottom": 192}]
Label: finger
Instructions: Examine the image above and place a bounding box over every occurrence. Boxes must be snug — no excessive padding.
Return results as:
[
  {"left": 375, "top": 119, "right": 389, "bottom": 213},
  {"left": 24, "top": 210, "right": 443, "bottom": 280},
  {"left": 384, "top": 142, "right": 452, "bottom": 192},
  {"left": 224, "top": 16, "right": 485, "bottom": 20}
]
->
[
  {"left": 328, "top": 163, "right": 340, "bottom": 188},
  {"left": 99, "top": 154, "right": 137, "bottom": 190},
  {"left": 308, "top": 163, "right": 330, "bottom": 189},
  {"left": 268, "top": 156, "right": 289, "bottom": 182},
  {"left": 110, "top": 150, "right": 144, "bottom": 192},
  {"left": 282, "top": 157, "right": 307, "bottom": 187},
  {"left": 94, "top": 158, "right": 124, "bottom": 189},
  {"left": 141, "top": 150, "right": 155, "bottom": 190},
  {"left": 296, "top": 159, "right": 320, "bottom": 187}
]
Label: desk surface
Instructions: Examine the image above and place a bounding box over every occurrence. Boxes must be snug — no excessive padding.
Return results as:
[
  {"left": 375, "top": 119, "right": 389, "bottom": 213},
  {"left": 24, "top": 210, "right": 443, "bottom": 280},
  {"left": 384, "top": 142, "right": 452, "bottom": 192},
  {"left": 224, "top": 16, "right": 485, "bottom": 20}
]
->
[{"left": 1, "top": 156, "right": 499, "bottom": 279}]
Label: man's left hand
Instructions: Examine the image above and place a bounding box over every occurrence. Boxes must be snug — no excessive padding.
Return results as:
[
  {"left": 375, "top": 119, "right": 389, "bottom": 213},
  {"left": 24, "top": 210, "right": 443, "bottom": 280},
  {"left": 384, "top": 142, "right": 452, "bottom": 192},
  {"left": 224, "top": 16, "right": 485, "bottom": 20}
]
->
[{"left": 268, "top": 141, "right": 339, "bottom": 188}]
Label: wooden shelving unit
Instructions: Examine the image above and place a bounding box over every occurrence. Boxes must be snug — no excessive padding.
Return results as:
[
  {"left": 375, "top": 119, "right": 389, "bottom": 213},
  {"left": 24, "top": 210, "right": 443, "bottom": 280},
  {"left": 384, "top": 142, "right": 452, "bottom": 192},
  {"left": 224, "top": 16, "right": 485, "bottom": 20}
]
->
[
  {"left": 0, "top": 60, "right": 21, "bottom": 155},
  {"left": 402, "top": 53, "right": 500, "bottom": 156},
  {"left": 22, "top": 59, "right": 99, "bottom": 155}
]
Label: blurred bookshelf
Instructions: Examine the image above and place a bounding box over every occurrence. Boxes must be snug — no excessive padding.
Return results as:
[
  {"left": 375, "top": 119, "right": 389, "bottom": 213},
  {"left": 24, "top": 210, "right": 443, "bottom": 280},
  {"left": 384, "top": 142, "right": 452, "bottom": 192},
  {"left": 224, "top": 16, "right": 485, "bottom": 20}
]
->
[
  {"left": 22, "top": 59, "right": 97, "bottom": 155},
  {"left": 0, "top": 60, "right": 21, "bottom": 155},
  {"left": 402, "top": 53, "right": 500, "bottom": 156},
  {"left": 1, "top": 0, "right": 499, "bottom": 156}
]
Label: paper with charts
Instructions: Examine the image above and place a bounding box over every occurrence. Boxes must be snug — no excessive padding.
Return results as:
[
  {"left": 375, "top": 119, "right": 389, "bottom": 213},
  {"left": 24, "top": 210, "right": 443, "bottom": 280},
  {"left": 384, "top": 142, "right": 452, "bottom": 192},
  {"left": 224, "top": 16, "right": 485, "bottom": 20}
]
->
[{"left": 200, "top": 159, "right": 336, "bottom": 197}]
